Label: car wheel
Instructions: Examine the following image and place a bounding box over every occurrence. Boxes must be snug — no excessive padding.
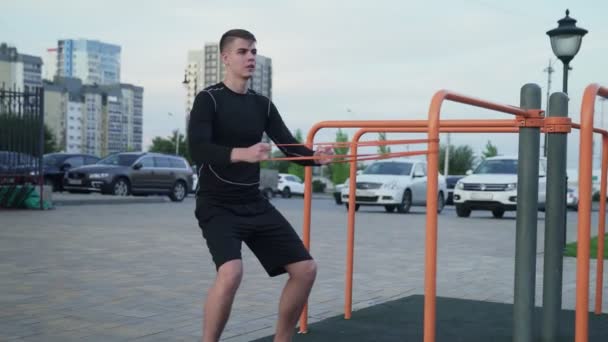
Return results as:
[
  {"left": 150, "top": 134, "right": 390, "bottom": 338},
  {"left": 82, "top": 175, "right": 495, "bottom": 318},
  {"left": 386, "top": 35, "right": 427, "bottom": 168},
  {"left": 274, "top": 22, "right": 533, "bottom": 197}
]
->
[
  {"left": 456, "top": 204, "right": 471, "bottom": 217},
  {"left": 437, "top": 192, "right": 445, "bottom": 214},
  {"left": 282, "top": 187, "right": 292, "bottom": 198},
  {"left": 384, "top": 205, "right": 396, "bottom": 213},
  {"left": 111, "top": 178, "right": 130, "bottom": 196},
  {"left": 492, "top": 208, "right": 505, "bottom": 219},
  {"left": 334, "top": 193, "right": 343, "bottom": 205},
  {"left": 169, "top": 180, "right": 187, "bottom": 202},
  {"left": 345, "top": 203, "right": 360, "bottom": 211},
  {"left": 262, "top": 187, "right": 274, "bottom": 200},
  {"left": 397, "top": 190, "right": 412, "bottom": 213}
]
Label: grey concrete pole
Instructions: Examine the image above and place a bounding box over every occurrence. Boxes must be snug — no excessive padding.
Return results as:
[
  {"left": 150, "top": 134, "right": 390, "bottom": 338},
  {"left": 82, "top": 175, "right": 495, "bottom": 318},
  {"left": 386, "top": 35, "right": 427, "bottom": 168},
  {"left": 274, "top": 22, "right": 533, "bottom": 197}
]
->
[
  {"left": 513, "top": 84, "right": 542, "bottom": 342},
  {"left": 541, "top": 92, "right": 569, "bottom": 341}
]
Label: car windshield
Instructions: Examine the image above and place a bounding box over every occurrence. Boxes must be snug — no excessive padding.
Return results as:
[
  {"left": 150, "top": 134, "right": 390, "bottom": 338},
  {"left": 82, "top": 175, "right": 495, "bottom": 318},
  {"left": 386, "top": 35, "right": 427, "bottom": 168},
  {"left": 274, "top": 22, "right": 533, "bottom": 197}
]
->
[
  {"left": 474, "top": 159, "right": 518, "bottom": 174},
  {"left": 97, "top": 154, "right": 139, "bottom": 166},
  {"left": 363, "top": 162, "right": 412, "bottom": 175}
]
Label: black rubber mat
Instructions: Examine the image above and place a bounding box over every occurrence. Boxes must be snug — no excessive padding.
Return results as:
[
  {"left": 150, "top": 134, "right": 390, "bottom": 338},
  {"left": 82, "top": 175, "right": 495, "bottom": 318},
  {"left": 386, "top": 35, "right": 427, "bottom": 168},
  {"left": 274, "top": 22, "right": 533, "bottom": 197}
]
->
[{"left": 252, "top": 295, "right": 608, "bottom": 341}]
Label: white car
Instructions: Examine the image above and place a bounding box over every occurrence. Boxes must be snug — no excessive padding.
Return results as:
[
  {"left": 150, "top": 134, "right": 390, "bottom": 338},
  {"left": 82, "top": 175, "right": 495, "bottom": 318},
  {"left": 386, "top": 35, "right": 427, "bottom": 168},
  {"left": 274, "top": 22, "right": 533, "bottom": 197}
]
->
[
  {"left": 340, "top": 158, "right": 447, "bottom": 213},
  {"left": 567, "top": 187, "right": 578, "bottom": 211},
  {"left": 277, "top": 173, "right": 304, "bottom": 198},
  {"left": 453, "top": 156, "right": 547, "bottom": 218}
]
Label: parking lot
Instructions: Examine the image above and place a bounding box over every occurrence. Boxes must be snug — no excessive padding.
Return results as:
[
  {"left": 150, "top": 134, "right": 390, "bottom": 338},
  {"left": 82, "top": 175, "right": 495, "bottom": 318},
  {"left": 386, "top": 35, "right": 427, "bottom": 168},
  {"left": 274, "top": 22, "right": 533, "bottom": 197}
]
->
[{"left": 1, "top": 197, "right": 607, "bottom": 341}]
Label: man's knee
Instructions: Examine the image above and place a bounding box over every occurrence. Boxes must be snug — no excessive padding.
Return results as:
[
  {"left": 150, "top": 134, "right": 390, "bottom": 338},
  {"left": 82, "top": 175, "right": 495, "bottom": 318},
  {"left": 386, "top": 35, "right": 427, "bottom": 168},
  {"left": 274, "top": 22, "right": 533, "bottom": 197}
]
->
[
  {"left": 216, "top": 260, "right": 243, "bottom": 292},
  {"left": 287, "top": 260, "right": 317, "bottom": 283}
]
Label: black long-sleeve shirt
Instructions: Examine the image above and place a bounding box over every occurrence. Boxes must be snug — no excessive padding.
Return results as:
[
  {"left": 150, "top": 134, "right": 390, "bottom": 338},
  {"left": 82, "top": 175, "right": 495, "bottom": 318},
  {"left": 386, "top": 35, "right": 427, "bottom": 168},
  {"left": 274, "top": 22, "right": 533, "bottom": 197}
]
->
[{"left": 188, "top": 82, "right": 316, "bottom": 204}]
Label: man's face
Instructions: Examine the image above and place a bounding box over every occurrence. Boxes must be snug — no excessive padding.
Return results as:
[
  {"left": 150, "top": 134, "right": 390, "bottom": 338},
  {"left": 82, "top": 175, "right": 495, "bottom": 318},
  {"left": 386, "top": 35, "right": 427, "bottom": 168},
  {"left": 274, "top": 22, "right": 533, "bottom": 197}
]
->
[{"left": 222, "top": 38, "right": 256, "bottom": 79}]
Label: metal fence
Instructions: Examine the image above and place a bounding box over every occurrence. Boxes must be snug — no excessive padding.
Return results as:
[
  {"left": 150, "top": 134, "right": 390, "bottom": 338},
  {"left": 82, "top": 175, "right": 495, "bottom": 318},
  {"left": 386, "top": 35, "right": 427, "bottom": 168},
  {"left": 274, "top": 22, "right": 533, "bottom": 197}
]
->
[{"left": 0, "top": 85, "right": 44, "bottom": 209}]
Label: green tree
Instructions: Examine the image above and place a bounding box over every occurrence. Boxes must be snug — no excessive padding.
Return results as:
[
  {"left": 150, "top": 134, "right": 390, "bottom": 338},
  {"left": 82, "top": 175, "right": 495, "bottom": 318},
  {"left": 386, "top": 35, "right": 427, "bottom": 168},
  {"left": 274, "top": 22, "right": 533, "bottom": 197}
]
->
[
  {"left": 328, "top": 129, "right": 350, "bottom": 185},
  {"left": 148, "top": 130, "right": 190, "bottom": 162},
  {"left": 377, "top": 132, "right": 391, "bottom": 155},
  {"left": 481, "top": 140, "right": 498, "bottom": 159},
  {"left": 44, "top": 124, "right": 59, "bottom": 154},
  {"left": 287, "top": 129, "right": 305, "bottom": 180},
  {"left": 0, "top": 114, "right": 58, "bottom": 155},
  {"left": 438, "top": 144, "right": 476, "bottom": 175}
]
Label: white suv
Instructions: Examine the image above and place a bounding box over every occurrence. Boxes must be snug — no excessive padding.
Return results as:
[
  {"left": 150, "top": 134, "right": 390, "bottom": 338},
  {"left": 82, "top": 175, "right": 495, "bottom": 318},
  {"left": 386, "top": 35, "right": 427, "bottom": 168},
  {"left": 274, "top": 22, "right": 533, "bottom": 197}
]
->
[
  {"left": 277, "top": 173, "right": 304, "bottom": 198},
  {"left": 340, "top": 158, "right": 447, "bottom": 213},
  {"left": 453, "top": 156, "right": 547, "bottom": 218}
]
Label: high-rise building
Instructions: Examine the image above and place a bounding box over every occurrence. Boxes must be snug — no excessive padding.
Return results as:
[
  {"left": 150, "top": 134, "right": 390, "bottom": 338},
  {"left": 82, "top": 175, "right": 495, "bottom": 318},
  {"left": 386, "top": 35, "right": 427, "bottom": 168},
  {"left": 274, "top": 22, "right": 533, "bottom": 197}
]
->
[
  {"left": 43, "top": 77, "right": 143, "bottom": 156},
  {"left": 120, "top": 84, "right": 144, "bottom": 152},
  {"left": 44, "top": 48, "right": 58, "bottom": 81},
  {"left": 250, "top": 55, "right": 272, "bottom": 99},
  {"left": 82, "top": 86, "right": 104, "bottom": 156},
  {"left": 184, "top": 43, "right": 272, "bottom": 116},
  {"left": 57, "top": 39, "right": 121, "bottom": 85},
  {"left": 0, "top": 43, "right": 43, "bottom": 92},
  {"left": 183, "top": 50, "right": 204, "bottom": 119},
  {"left": 43, "top": 81, "right": 68, "bottom": 150}
]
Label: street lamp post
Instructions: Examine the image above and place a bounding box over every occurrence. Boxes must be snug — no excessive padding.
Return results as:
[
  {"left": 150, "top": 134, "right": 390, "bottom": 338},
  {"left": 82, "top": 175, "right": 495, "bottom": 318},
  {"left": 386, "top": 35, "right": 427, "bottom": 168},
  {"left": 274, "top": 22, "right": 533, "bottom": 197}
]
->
[
  {"left": 546, "top": 9, "right": 588, "bottom": 95},
  {"left": 541, "top": 9, "right": 587, "bottom": 342}
]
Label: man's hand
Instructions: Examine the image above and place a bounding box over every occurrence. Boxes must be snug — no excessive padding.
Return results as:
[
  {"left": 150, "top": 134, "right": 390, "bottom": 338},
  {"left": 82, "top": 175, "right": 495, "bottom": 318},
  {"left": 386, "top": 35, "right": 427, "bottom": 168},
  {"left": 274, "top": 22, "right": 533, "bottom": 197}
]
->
[
  {"left": 231, "top": 142, "right": 271, "bottom": 163},
  {"left": 314, "top": 145, "right": 334, "bottom": 165}
]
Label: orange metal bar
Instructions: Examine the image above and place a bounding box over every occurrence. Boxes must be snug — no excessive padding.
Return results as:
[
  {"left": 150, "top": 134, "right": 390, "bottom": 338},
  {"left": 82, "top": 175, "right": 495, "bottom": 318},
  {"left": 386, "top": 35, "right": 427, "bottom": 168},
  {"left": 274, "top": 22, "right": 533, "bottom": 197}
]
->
[
  {"left": 345, "top": 140, "right": 431, "bottom": 319},
  {"left": 274, "top": 138, "right": 433, "bottom": 148},
  {"left": 343, "top": 125, "right": 519, "bottom": 321},
  {"left": 575, "top": 84, "right": 608, "bottom": 342},
  {"left": 298, "top": 117, "right": 524, "bottom": 334},
  {"left": 571, "top": 121, "right": 608, "bottom": 316},
  {"left": 571, "top": 122, "right": 608, "bottom": 136},
  {"left": 423, "top": 90, "right": 540, "bottom": 342},
  {"left": 596, "top": 136, "right": 608, "bottom": 315}
]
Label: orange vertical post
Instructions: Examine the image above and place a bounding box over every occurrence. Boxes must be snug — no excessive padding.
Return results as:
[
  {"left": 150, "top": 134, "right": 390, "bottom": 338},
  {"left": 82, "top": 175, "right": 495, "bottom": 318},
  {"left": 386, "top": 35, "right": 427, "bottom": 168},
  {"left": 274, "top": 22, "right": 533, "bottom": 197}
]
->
[
  {"left": 596, "top": 134, "right": 608, "bottom": 314},
  {"left": 424, "top": 91, "right": 444, "bottom": 342},
  {"left": 344, "top": 138, "right": 358, "bottom": 319},
  {"left": 574, "top": 84, "right": 607, "bottom": 342}
]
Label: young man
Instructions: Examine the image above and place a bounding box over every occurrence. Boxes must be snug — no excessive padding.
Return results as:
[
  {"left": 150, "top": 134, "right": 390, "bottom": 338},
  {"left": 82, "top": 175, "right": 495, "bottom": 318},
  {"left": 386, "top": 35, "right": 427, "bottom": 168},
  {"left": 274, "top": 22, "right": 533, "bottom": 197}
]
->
[{"left": 187, "top": 29, "right": 333, "bottom": 342}]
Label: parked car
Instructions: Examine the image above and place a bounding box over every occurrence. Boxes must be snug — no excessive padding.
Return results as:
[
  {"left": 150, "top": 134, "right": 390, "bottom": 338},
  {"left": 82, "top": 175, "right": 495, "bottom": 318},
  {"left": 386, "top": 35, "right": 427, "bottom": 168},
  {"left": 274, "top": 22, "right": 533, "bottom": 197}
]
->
[
  {"left": 43, "top": 153, "right": 100, "bottom": 191},
  {"left": 63, "top": 152, "right": 194, "bottom": 202},
  {"left": 277, "top": 173, "right": 304, "bottom": 198},
  {"left": 0, "top": 151, "right": 40, "bottom": 184},
  {"left": 453, "top": 156, "right": 547, "bottom": 218},
  {"left": 191, "top": 165, "right": 198, "bottom": 194},
  {"left": 567, "top": 187, "right": 578, "bottom": 211},
  {"left": 340, "top": 158, "right": 447, "bottom": 213},
  {"left": 445, "top": 175, "right": 465, "bottom": 205},
  {"left": 333, "top": 179, "right": 347, "bottom": 205},
  {"left": 260, "top": 168, "right": 279, "bottom": 199}
]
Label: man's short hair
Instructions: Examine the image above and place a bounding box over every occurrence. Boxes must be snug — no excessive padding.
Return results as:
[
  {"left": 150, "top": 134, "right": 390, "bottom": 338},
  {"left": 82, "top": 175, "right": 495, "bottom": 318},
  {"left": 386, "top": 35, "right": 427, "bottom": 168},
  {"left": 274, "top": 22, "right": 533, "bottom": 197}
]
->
[{"left": 220, "top": 29, "right": 257, "bottom": 52}]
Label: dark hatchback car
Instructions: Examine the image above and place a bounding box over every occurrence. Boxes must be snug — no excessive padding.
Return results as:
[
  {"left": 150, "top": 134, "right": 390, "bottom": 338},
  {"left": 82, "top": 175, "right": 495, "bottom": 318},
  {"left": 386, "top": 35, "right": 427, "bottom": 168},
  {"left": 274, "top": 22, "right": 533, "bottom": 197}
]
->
[
  {"left": 63, "top": 152, "right": 194, "bottom": 202},
  {"left": 43, "top": 153, "right": 100, "bottom": 191}
]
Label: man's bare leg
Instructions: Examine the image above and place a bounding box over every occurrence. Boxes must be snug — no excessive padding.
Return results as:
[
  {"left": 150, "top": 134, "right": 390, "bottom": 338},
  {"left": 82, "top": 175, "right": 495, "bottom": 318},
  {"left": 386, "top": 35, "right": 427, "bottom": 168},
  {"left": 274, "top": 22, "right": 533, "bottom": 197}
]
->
[
  {"left": 274, "top": 260, "right": 317, "bottom": 342},
  {"left": 202, "top": 260, "right": 243, "bottom": 342}
]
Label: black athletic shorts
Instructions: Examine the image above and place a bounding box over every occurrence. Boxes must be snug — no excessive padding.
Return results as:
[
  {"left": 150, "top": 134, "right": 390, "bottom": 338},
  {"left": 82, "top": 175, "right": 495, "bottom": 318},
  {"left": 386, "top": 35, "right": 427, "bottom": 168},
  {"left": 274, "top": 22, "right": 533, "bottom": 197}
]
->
[{"left": 195, "top": 197, "right": 313, "bottom": 277}]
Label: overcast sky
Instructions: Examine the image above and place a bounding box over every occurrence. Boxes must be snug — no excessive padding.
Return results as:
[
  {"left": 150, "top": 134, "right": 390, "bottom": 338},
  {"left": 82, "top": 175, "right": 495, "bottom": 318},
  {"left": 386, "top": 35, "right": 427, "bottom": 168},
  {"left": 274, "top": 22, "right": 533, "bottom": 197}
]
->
[{"left": 3, "top": 0, "right": 607, "bottom": 169}]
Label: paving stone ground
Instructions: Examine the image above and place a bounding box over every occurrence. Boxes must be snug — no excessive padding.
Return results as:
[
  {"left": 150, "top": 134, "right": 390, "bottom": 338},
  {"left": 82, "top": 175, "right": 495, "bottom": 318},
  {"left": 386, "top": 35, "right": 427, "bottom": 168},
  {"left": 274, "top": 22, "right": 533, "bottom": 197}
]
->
[{"left": 1, "top": 197, "right": 606, "bottom": 341}]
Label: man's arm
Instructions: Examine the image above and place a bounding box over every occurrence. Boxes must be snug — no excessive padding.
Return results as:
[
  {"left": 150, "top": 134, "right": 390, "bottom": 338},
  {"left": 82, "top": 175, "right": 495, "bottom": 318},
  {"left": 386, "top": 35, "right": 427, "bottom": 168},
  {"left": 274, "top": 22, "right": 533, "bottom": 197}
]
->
[
  {"left": 187, "top": 92, "right": 233, "bottom": 167},
  {"left": 265, "top": 101, "right": 319, "bottom": 166}
]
